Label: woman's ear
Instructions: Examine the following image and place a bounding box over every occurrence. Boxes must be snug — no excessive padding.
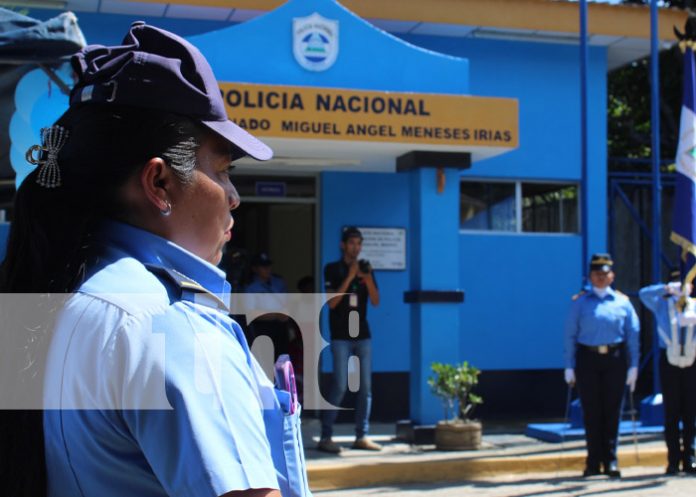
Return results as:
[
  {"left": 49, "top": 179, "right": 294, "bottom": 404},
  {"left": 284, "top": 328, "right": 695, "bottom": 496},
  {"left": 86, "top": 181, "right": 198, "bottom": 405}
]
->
[{"left": 139, "top": 157, "right": 174, "bottom": 212}]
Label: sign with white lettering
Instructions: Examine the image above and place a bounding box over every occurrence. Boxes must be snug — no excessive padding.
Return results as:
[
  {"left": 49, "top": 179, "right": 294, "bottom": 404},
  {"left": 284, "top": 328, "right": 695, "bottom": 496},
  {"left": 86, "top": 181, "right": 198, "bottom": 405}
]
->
[
  {"left": 219, "top": 82, "right": 518, "bottom": 148},
  {"left": 356, "top": 227, "right": 406, "bottom": 271}
]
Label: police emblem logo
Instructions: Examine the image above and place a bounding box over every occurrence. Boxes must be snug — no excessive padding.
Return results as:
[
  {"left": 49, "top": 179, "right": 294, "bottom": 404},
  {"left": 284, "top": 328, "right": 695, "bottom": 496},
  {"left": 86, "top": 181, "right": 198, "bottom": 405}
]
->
[{"left": 293, "top": 13, "right": 339, "bottom": 72}]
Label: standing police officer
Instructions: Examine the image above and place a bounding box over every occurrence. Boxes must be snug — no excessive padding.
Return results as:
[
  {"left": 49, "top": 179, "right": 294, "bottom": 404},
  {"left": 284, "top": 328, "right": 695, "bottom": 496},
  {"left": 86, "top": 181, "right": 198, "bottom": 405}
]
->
[
  {"left": 244, "top": 252, "right": 291, "bottom": 359},
  {"left": 639, "top": 273, "right": 696, "bottom": 475},
  {"left": 564, "top": 253, "right": 640, "bottom": 478}
]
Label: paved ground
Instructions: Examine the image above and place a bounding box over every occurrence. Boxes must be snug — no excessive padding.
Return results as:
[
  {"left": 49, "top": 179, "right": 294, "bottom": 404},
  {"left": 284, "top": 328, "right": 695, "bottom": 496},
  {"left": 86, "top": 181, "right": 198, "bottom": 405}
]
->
[
  {"left": 301, "top": 419, "right": 682, "bottom": 491},
  {"left": 313, "top": 467, "right": 696, "bottom": 497}
]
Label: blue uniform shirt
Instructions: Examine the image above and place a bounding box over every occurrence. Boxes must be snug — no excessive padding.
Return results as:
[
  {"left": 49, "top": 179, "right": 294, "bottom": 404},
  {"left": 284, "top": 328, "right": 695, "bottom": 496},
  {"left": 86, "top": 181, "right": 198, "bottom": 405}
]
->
[
  {"left": 43, "top": 221, "right": 311, "bottom": 497},
  {"left": 244, "top": 275, "right": 288, "bottom": 315},
  {"left": 639, "top": 283, "right": 696, "bottom": 350},
  {"left": 563, "top": 287, "right": 640, "bottom": 368},
  {"left": 245, "top": 275, "right": 288, "bottom": 294},
  {"left": 639, "top": 284, "right": 673, "bottom": 349}
]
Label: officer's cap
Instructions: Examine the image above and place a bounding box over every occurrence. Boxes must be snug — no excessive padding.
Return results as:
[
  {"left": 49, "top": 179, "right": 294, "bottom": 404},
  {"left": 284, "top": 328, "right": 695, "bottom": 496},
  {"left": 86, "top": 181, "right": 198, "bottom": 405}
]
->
[
  {"left": 252, "top": 252, "right": 273, "bottom": 266},
  {"left": 589, "top": 253, "right": 613, "bottom": 273},
  {"left": 70, "top": 22, "right": 272, "bottom": 161}
]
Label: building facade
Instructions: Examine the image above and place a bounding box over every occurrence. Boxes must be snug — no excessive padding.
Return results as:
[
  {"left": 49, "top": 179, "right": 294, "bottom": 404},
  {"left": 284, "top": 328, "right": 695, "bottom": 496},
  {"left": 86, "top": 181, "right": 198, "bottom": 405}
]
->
[{"left": 1, "top": 0, "right": 687, "bottom": 423}]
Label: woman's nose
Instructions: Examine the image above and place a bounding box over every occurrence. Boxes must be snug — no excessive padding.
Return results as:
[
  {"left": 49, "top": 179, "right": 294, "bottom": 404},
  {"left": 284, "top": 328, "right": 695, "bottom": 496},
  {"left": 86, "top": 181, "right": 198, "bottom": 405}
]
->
[{"left": 228, "top": 183, "right": 240, "bottom": 210}]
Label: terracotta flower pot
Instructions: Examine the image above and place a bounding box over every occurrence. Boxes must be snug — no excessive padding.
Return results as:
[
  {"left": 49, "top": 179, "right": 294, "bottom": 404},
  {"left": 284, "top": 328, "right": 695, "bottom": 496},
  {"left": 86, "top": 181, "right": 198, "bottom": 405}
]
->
[{"left": 434, "top": 420, "right": 482, "bottom": 450}]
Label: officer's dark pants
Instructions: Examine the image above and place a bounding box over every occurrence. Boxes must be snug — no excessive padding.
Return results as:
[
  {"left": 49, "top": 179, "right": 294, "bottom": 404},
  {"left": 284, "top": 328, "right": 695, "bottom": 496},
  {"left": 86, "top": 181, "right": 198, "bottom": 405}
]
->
[
  {"left": 576, "top": 345, "right": 627, "bottom": 469},
  {"left": 659, "top": 350, "right": 696, "bottom": 467}
]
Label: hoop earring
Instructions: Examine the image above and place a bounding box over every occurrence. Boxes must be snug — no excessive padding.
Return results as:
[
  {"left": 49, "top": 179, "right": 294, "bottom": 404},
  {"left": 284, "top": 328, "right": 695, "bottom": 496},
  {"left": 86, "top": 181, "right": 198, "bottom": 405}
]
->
[{"left": 160, "top": 200, "right": 172, "bottom": 217}]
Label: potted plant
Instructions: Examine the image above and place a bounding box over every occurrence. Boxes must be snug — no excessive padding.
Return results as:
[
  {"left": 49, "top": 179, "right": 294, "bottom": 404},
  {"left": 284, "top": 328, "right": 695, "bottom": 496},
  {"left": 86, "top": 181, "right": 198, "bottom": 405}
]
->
[{"left": 428, "top": 361, "right": 483, "bottom": 450}]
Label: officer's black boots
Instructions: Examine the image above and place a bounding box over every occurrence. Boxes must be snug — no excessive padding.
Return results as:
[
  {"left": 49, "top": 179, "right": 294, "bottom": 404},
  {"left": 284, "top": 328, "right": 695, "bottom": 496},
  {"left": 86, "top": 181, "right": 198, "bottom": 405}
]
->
[
  {"left": 684, "top": 455, "right": 696, "bottom": 474},
  {"left": 582, "top": 462, "right": 621, "bottom": 478},
  {"left": 603, "top": 461, "right": 621, "bottom": 478},
  {"left": 582, "top": 465, "right": 601, "bottom": 477}
]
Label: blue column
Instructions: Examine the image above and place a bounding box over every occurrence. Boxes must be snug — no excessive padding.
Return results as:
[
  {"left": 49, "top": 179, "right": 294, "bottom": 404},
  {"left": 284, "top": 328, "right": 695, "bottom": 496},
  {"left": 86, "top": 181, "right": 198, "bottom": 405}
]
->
[
  {"left": 580, "top": 0, "right": 589, "bottom": 284},
  {"left": 650, "top": 0, "right": 663, "bottom": 395},
  {"left": 408, "top": 167, "right": 462, "bottom": 424},
  {"left": 639, "top": 0, "right": 665, "bottom": 426}
]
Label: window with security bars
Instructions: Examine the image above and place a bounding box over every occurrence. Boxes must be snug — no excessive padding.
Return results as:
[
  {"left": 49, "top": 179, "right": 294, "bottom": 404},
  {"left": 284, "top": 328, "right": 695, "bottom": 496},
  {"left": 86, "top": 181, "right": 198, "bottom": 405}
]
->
[{"left": 460, "top": 180, "right": 579, "bottom": 234}]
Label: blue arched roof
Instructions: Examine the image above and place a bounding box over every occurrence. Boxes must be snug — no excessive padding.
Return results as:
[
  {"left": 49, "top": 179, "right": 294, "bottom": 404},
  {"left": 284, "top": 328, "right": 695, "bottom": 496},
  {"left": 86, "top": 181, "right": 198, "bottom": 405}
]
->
[{"left": 188, "top": 0, "right": 468, "bottom": 94}]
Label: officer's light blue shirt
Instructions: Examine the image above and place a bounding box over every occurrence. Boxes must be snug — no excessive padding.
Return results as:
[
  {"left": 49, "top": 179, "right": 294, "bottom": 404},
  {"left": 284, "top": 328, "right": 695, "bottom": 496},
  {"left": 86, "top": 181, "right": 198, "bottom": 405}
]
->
[
  {"left": 244, "top": 276, "right": 289, "bottom": 315},
  {"left": 43, "top": 221, "right": 311, "bottom": 497},
  {"left": 245, "top": 275, "right": 288, "bottom": 294},
  {"left": 639, "top": 284, "right": 672, "bottom": 349},
  {"left": 563, "top": 287, "right": 640, "bottom": 368},
  {"left": 639, "top": 283, "right": 690, "bottom": 349}
]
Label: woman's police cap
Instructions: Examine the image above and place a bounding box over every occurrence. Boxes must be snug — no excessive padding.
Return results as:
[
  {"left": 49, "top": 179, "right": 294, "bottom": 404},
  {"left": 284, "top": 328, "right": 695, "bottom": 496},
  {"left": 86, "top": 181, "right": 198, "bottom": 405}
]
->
[
  {"left": 252, "top": 252, "right": 273, "bottom": 267},
  {"left": 589, "top": 253, "right": 613, "bottom": 273},
  {"left": 69, "top": 21, "right": 272, "bottom": 161}
]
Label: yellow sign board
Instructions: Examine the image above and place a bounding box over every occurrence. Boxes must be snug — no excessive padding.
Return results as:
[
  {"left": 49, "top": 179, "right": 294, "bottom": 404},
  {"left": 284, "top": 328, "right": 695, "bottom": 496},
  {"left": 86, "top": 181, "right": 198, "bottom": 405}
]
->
[{"left": 219, "top": 82, "right": 518, "bottom": 149}]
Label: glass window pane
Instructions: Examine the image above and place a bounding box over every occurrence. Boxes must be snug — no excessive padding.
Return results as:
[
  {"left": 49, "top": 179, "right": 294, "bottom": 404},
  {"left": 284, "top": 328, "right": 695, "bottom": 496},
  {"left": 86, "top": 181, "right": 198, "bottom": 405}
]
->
[
  {"left": 460, "top": 181, "right": 517, "bottom": 231},
  {"left": 521, "top": 183, "right": 578, "bottom": 233}
]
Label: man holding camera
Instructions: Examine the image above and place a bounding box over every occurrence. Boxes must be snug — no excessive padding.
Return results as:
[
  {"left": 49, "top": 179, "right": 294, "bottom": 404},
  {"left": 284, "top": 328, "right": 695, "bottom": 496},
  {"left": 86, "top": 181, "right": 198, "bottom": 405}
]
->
[{"left": 318, "top": 226, "right": 382, "bottom": 454}]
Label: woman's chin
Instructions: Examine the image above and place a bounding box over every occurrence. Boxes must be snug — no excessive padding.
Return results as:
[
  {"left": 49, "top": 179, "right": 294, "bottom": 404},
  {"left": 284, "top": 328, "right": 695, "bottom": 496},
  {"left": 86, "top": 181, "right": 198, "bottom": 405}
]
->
[{"left": 209, "top": 251, "right": 223, "bottom": 266}]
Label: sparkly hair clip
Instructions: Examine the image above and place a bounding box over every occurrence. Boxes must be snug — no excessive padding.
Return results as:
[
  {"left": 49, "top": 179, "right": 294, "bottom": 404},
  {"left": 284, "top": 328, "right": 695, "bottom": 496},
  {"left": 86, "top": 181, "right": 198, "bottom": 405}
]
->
[{"left": 25, "top": 125, "right": 70, "bottom": 188}]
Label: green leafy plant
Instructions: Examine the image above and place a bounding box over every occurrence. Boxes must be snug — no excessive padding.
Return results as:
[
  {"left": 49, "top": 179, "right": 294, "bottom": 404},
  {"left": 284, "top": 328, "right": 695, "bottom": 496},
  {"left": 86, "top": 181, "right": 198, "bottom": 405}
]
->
[{"left": 428, "top": 361, "right": 482, "bottom": 423}]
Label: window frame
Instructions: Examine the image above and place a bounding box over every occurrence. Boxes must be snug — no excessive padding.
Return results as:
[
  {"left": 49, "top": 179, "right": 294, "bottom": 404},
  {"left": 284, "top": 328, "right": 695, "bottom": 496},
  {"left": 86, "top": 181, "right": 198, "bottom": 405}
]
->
[{"left": 459, "top": 177, "right": 581, "bottom": 236}]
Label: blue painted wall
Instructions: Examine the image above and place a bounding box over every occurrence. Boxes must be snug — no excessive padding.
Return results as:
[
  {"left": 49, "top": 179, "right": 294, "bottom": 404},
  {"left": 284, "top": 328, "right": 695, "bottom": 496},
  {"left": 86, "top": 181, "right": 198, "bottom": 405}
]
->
[
  {"left": 393, "top": 35, "right": 607, "bottom": 370},
  {"left": 320, "top": 171, "right": 411, "bottom": 372},
  {"left": 458, "top": 234, "right": 581, "bottom": 370}
]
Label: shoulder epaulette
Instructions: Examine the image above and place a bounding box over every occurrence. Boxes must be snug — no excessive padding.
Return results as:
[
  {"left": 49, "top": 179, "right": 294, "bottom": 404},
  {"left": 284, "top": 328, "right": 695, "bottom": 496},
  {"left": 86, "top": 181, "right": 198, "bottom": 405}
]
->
[
  {"left": 144, "top": 263, "right": 229, "bottom": 312},
  {"left": 572, "top": 290, "right": 587, "bottom": 301},
  {"left": 615, "top": 289, "right": 627, "bottom": 298}
]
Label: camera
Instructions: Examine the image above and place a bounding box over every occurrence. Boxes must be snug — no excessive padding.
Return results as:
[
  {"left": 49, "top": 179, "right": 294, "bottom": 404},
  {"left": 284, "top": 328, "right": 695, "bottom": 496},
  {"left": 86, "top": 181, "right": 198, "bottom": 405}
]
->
[{"left": 358, "top": 259, "right": 372, "bottom": 273}]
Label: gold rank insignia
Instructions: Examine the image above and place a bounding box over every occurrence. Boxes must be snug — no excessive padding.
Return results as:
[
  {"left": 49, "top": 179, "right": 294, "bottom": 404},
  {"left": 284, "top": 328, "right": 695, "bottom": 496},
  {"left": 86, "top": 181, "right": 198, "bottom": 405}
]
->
[{"left": 572, "top": 290, "right": 587, "bottom": 301}]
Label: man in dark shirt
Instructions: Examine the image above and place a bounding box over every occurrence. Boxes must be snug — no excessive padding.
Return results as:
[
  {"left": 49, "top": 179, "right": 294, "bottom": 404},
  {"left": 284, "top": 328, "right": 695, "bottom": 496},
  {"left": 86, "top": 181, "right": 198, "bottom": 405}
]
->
[{"left": 317, "top": 227, "right": 381, "bottom": 453}]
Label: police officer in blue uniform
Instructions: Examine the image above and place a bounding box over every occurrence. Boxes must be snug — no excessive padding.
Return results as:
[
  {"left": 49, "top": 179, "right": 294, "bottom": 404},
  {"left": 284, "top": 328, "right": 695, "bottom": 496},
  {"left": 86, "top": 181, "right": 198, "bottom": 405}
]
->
[
  {"left": 639, "top": 273, "right": 696, "bottom": 475},
  {"left": 245, "top": 253, "right": 289, "bottom": 294},
  {"left": 245, "top": 252, "right": 291, "bottom": 358},
  {"left": 564, "top": 254, "right": 640, "bottom": 478},
  {"left": 0, "top": 22, "right": 310, "bottom": 497}
]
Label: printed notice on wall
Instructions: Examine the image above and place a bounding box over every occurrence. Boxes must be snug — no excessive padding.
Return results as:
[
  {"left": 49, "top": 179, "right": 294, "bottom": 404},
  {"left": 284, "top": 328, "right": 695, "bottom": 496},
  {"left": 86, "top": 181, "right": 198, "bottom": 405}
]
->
[{"left": 357, "top": 227, "right": 406, "bottom": 271}]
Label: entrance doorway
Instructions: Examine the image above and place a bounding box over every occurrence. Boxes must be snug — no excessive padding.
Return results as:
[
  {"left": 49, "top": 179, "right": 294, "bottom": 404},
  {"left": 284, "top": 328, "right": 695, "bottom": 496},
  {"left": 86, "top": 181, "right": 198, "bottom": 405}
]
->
[
  {"left": 222, "top": 173, "right": 317, "bottom": 388},
  {"left": 222, "top": 173, "right": 317, "bottom": 293}
]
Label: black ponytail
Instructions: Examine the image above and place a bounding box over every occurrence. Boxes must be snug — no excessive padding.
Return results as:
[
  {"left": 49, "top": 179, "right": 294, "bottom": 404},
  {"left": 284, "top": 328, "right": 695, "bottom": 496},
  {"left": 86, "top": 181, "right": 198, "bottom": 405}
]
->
[{"left": 0, "top": 104, "right": 204, "bottom": 496}]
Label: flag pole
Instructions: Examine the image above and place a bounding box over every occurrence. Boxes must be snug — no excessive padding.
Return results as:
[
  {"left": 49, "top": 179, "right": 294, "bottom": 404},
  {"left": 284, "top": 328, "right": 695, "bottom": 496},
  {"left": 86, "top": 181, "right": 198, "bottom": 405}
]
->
[
  {"left": 650, "top": 0, "right": 662, "bottom": 395},
  {"left": 580, "top": 0, "right": 588, "bottom": 285}
]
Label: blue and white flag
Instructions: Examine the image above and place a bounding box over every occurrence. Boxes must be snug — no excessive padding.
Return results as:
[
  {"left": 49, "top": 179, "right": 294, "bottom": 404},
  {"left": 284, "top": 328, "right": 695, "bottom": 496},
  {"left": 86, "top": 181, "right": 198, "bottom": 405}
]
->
[{"left": 671, "top": 46, "right": 696, "bottom": 285}]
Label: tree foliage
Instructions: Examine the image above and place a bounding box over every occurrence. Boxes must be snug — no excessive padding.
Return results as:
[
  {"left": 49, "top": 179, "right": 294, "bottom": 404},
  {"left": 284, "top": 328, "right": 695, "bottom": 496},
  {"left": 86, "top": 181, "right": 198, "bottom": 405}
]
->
[{"left": 608, "top": 1, "right": 694, "bottom": 170}]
